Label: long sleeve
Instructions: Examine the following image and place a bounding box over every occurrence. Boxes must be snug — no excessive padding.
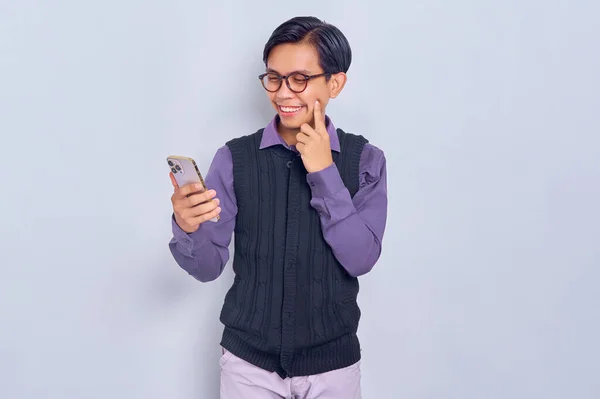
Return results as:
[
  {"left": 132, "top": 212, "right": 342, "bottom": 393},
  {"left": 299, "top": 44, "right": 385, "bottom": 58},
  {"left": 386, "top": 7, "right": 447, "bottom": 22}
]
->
[
  {"left": 306, "top": 143, "right": 387, "bottom": 277},
  {"left": 168, "top": 145, "right": 237, "bottom": 282}
]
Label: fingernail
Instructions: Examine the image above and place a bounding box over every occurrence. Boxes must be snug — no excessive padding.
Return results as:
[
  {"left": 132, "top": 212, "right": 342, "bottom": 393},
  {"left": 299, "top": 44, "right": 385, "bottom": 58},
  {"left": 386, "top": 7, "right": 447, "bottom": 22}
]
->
[
  {"left": 194, "top": 183, "right": 203, "bottom": 190},
  {"left": 214, "top": 198, "right": 220, "bottom": 205}
]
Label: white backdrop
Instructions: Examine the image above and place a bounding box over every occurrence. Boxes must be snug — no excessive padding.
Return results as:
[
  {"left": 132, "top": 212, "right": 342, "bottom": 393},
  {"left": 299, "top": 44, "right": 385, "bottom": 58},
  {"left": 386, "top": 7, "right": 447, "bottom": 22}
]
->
[{"left": 1, "top": 1, "right": 599, "bottom": 398}]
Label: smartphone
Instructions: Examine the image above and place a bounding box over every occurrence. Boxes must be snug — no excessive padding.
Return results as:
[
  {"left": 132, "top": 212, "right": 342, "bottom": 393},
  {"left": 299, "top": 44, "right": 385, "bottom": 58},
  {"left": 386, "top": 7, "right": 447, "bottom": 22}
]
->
[{"left": 167, "top": 155, "right": 219, "bottom": 222}]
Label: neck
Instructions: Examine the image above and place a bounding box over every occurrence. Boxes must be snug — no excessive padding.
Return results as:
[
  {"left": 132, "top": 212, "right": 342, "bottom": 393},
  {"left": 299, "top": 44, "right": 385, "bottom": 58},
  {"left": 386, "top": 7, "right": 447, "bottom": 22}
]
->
[
  {"left": 278, "top": 128, "right": 299, "bottom": 146},
  {"left": 276, "top": 117, "right": 317, "bottom": 146}
]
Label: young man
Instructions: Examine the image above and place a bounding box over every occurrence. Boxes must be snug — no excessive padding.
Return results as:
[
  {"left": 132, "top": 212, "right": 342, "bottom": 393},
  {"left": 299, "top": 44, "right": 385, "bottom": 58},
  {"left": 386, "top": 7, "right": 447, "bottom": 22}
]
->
[{"left": 168, "top": 16, "right": 387, "bottom": 399}]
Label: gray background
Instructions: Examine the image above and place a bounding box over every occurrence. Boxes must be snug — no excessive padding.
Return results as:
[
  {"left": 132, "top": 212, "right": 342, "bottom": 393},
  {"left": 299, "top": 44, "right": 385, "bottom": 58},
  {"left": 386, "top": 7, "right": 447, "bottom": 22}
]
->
[{"left": 1, "top": 0, "right": 599, "bottom": 398}]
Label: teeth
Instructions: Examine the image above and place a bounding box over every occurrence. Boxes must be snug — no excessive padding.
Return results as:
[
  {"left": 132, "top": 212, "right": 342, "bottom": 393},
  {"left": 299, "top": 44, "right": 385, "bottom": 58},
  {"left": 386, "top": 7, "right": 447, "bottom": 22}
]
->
[{"left": 280, "top": 106, "right": 302, "bottom": 112}]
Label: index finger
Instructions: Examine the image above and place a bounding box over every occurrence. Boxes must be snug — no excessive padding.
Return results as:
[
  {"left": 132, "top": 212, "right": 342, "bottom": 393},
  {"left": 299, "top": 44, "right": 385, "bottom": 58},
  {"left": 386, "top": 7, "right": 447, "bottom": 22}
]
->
[
  {"left": 314, "top": 100, "right": 327, "bottom": 135},
  {"left": 169, "top": 172, "right": 179, "bottom": 191}
]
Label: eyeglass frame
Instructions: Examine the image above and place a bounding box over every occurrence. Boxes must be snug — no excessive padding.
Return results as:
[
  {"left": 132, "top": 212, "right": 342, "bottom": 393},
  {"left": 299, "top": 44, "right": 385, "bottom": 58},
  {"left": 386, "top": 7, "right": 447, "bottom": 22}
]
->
[{"left": 258, "top": 72, "right": 331, "bottom": 93}]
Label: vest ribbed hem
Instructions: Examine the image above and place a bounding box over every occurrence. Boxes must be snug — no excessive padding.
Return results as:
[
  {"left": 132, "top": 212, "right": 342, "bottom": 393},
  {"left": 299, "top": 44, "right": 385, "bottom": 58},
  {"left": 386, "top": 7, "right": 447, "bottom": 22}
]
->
[{"left": 221, "top": 327, "right": 361, "bottom": 379}]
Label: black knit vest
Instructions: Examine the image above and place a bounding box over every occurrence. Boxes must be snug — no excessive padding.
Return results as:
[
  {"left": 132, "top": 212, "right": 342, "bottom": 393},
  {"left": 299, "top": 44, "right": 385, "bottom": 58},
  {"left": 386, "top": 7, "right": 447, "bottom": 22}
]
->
[{"left": 220, "top": 128, "right": 368, "bottom": 378}]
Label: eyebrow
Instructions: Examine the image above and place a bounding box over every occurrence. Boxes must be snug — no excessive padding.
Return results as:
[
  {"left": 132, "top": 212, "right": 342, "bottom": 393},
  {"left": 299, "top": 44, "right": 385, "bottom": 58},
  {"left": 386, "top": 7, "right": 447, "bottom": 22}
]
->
[{"left": 266, "top": 68, "right": 313, "bottom": 75}]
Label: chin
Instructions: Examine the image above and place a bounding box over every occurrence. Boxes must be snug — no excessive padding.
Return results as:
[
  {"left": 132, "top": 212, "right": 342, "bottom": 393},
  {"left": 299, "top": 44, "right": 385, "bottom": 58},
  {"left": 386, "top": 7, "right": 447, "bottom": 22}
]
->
[
  {"left": 277, "top": 114, "right": 307, "bottom": 131},
  {"left": 283, "top": 118, "right": 311, "bottom": 129}
]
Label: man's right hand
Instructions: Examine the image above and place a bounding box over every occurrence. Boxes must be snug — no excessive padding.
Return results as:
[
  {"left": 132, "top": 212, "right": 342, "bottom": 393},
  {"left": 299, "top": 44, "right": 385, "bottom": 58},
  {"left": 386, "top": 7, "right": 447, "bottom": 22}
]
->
[{"left": 170, "top": 172, "right": 221, "bottom": 233}]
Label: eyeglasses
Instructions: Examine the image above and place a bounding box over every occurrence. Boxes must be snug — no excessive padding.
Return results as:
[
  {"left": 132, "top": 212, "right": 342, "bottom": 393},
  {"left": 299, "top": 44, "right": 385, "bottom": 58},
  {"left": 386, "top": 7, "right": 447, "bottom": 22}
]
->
[{"left": 258, "top": 72, "right": 330, "bottom": 93}]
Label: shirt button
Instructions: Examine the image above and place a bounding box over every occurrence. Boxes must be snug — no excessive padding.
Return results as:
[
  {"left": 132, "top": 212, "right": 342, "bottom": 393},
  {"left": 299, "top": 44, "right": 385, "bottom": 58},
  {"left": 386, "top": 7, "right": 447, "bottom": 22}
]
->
[{"left": 310, "top": 182, "right": 315, "bottom": 187}]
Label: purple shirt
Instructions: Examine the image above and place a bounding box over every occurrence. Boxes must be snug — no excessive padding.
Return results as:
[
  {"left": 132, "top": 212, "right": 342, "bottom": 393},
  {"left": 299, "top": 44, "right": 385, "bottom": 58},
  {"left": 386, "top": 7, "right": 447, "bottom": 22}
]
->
[{"left": 169, "top": 115, "right": 388, "bottom": 281}]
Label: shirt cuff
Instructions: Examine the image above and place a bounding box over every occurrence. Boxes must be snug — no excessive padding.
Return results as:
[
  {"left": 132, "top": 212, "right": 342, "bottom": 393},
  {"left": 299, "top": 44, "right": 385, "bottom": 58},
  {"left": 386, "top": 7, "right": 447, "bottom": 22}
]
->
[
  {"left": 306, "top": 163, "right": 345, "bottom": 198},
  {"left": 171, "top": 214, "right": 207, "bottom": 255}
]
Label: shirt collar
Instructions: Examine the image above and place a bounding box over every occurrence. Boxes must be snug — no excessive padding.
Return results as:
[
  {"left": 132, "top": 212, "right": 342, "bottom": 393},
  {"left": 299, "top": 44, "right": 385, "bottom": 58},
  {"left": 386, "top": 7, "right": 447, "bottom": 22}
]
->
[{"left": 259, "top": 114, "right": 341, "bottom": 152}]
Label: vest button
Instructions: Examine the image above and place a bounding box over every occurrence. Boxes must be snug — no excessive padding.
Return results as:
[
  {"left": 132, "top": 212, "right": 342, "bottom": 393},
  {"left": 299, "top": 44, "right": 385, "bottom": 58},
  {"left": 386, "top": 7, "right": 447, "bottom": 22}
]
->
[{"left": 286, "top": 160, "right": 292, "bottom": 168}]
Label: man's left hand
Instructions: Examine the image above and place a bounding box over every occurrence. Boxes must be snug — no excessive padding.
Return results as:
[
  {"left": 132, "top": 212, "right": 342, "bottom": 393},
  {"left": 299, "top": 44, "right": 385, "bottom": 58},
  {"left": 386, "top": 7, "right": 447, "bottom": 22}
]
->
[{"left": 296, "top": 100, "right": 333, "bottom": 173}]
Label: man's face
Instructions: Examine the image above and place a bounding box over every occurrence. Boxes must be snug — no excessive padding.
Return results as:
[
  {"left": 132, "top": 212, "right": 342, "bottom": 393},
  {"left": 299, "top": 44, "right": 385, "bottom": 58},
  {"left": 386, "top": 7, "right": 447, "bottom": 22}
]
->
[{"left": 264, "top": 42, "right": 345, "bottom": 132}]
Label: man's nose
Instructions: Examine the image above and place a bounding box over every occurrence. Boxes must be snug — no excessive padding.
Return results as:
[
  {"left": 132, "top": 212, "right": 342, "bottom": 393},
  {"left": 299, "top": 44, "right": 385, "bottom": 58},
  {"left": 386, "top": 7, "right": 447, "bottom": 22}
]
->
[{"left": 276, "top": 80, "right": 295, "bottom": 100}]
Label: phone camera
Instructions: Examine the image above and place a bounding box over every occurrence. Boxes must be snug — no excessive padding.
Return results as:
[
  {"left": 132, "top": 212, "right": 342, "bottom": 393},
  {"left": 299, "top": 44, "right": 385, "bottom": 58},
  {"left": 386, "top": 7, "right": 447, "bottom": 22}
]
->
[
  {"left": 171, "top": 167, "right": 178, "bottom": 174},
  {"left": 168, "top": 160, "right": 174, "bottom": 166},
  {"left": 175, "top": 165, "right": 181, "bottom": 171}
]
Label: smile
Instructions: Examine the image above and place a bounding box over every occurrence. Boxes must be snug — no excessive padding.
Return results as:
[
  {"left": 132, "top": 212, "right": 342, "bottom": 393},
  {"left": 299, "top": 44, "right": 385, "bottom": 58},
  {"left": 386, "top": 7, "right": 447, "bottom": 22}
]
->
[{"left": 278, "top": 105, "right": 303, "bottom": 115}]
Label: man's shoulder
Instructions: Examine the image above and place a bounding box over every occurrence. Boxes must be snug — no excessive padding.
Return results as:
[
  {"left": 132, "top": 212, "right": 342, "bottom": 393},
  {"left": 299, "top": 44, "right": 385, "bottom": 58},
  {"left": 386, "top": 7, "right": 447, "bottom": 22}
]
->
[
  {"left": 363, "top": 141, "right": 384, "bottom": 156},
  {"left": 336, "top": 128, "right": 386, "bottom": 165},
  {"left": 336, "top": 128, "right": 373, "bottom": 146},
  {"left": 225, "top": 128, "right": 265, "bottom": 148},
  {"left": 337, "top": 128, "right": 384, "bottom": 152}
]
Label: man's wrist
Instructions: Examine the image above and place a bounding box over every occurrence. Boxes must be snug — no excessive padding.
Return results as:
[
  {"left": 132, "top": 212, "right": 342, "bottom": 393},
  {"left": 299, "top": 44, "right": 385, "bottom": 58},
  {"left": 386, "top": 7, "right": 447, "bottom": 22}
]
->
[{"left": 306, "top": 163, "right": 345, "bottom": 198}]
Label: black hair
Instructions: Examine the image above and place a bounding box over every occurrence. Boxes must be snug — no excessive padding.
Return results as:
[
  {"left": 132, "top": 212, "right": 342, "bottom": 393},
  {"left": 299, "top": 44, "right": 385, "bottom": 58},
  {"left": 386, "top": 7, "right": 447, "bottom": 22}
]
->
[{"left": 262, "top": 16, "right": 352, "bottom": 75}]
